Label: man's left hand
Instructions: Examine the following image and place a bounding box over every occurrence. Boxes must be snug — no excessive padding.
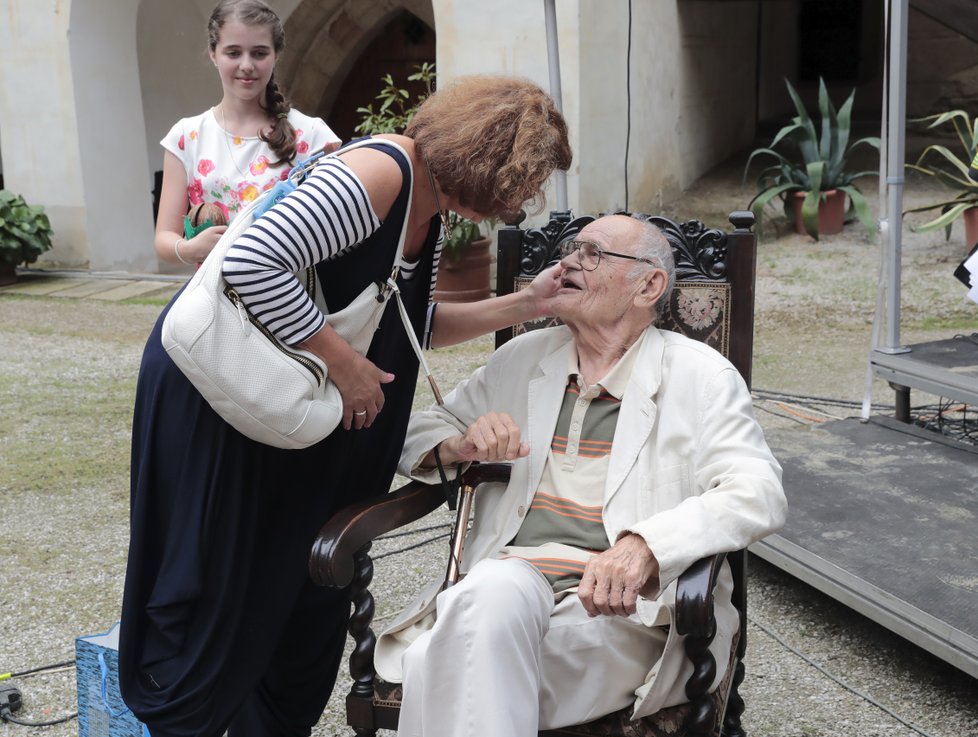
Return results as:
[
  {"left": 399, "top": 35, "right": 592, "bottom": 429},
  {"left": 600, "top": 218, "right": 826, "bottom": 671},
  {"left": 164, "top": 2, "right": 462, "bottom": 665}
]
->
[{"left": 578, "top": 533, "right": 659, "bottom": 617}]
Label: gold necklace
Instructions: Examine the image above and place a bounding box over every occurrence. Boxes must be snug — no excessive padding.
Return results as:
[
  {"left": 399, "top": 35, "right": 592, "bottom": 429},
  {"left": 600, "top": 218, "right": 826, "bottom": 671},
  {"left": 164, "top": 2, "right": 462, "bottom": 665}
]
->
[
  {"left": 216, "top": 105, "right": 249, "bottom": 180},
  {"left": 424, "top": 159, "right": 451, "bottom": 237}
]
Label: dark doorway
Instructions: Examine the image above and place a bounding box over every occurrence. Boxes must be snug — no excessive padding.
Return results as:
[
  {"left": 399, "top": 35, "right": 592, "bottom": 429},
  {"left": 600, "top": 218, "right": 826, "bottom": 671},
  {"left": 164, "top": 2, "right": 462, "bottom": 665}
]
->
[
  {"left": 797, "top": 0, "right": 864, "bottom": 83},
  {"left": 325, "top": 10, "right": 435, "bottom": 142}
]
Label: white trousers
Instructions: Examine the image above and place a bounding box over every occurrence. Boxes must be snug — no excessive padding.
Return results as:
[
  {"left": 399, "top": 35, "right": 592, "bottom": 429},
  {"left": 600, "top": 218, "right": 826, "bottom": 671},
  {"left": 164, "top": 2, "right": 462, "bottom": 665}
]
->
[{"left": 397, "top": 558, "right": 667, "bottom": 737}]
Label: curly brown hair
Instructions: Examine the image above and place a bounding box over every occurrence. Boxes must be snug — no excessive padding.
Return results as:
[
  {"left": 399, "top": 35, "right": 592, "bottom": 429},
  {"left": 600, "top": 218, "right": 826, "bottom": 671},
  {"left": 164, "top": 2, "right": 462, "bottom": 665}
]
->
[
  {"left": 208, "top": 0, "right": 297, "bottom": 166},
  {"left": 405, "top": 76, "right": 572, "bottom": 217}
]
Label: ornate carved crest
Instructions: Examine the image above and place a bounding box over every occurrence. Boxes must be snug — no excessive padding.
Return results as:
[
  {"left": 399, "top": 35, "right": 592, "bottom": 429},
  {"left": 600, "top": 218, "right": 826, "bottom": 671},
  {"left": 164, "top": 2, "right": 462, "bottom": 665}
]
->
[
  {"left": 644, "top": 215, "right": 728, "bottom": 282},
  {"left": 516, "top": 212, "right": 728, "bottom": 282},
  {"left": 519, "top": 213, "right": 595, "bottom": 276}
]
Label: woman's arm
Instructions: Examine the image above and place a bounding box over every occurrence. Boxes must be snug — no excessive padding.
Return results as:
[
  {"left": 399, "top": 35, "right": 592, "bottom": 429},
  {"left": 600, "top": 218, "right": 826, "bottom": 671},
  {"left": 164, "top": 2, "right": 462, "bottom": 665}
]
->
[
  {"left": 223, "top": 145, "right": 405, "bottom": 430},
  {"left": 428, "top": 263, "right": 563, "bottom": 348},
  {"left": 153, "top": 151, "right": 227, "bottom": 265}
]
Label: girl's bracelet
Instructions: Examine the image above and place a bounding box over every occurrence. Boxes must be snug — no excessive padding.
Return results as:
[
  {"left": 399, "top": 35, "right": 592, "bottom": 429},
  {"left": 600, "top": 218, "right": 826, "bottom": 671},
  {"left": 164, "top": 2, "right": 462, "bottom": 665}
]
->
[{"left": 174, "top": 237, "right": 193, "bottom": 266}]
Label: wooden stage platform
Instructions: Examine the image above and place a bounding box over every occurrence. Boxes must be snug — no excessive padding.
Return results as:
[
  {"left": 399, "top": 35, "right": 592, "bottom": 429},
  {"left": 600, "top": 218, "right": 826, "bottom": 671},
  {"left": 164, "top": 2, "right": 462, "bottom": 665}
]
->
[{"left": 754, "top": 415, "right": 978, "bottom": 679}]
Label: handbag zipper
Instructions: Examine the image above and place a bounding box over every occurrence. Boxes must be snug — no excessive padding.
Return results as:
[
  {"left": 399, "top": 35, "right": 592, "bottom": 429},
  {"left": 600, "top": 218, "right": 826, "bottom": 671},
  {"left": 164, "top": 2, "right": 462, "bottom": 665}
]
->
[{"left": 224, "top": 286, "right": 325, "bottom": 386}]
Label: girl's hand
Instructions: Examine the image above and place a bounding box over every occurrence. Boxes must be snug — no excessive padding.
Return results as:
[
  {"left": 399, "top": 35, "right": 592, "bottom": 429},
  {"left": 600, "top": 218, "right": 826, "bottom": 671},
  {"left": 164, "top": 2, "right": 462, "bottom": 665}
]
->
[{"left": 187, "top": 225, "right": 228, "bottom": 262}]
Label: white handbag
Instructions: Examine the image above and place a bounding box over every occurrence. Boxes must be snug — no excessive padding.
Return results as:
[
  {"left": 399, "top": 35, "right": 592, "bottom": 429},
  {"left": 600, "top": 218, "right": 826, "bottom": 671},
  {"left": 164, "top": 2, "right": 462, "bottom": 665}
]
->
[{"left": 161, "top": 139, "right": 429, "bottom": 449}]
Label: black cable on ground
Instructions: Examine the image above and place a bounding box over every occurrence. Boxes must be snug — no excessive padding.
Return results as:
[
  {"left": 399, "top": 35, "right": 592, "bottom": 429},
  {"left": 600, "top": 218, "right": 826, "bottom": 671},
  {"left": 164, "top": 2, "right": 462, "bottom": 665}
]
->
[
  {"left": 372, "top": 532, "right": 452, "bottom": 561},
  {"left": 1, "top": 683, "right": 77, "bottom": 728},
  {"left": 0, "top": 661, "right": 75, "bottom": 681},
  {"left": 1, "top": 711, "right": 78, "bottom": 727},
  {"left": 748, "top": 615, "right": 942, "bottom": 737},
  {"left": 376, "top": 522, "right": 451, "bottom": 541}
]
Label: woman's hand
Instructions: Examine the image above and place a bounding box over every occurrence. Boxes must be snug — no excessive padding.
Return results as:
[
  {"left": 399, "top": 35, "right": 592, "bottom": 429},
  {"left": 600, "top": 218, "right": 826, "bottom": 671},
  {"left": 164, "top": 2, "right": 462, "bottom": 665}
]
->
[
  {"left": 437, "top": 412, "right": 529, "bottom": 465},
  {"left": 521, "top": 263, "right": 563, "bottom": 319},
  {"left": 323, "top": 350, "right": 394, "bottom": 431}
]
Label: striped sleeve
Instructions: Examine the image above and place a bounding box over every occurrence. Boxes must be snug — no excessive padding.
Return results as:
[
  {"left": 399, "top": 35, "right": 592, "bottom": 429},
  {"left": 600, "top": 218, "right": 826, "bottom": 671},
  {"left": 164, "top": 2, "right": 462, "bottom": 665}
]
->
[{"left": 223, "top": 158, "right": 382, "bottom": 345}]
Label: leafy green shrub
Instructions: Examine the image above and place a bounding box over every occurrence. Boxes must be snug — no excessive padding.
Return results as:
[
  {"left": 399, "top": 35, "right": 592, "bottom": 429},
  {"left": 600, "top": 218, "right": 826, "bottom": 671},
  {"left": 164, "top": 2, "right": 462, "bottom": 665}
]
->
[
  {"left": 0, "top": 189, "right": 54, "bottom": 267},
  {"left": 354, "top": 64, "right": 489, "bottom": 257}
]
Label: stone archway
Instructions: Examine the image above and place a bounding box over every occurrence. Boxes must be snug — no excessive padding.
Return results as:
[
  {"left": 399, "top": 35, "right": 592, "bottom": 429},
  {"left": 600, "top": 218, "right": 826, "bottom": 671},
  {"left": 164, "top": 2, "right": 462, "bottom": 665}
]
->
[{"left": 279, "top": 0, "right": 435, "bottom": 140}]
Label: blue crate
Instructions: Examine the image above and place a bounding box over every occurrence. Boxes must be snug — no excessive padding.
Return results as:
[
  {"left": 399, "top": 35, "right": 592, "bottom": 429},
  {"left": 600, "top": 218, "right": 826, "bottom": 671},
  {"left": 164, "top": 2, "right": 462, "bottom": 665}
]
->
[{"left": 75, "top": 623, "right": 145, "bottom": 737}]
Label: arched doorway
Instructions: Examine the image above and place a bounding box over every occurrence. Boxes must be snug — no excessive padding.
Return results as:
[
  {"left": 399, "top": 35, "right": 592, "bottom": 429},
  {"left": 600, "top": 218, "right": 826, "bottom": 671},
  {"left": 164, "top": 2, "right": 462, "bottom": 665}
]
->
[
  {"left": 323, "top": 10, "right": 434, "bottom": 141},
  {"left": 281, "top": 1, "right": 435, "bottom": 142}
]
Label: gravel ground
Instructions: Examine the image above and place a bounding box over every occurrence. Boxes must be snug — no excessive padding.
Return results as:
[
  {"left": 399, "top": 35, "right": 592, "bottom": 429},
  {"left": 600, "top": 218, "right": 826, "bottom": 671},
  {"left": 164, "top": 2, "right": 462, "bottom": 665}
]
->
[{"left": 1, "top": 157, "right": 976, "bottom": 737}]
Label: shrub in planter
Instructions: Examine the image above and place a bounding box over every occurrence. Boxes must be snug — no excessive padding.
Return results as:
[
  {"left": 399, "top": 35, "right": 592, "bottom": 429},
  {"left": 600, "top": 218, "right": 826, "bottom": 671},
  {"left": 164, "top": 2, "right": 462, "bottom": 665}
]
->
[
  {"left": 744, "top": 77, "right": 879, "bottom": 240},
  {"left": 0, "top": 189, "right": 54, "bottom": 272},
  {"left": 903, "top": 109, "right": 978, "bottom": 245},
  {"left": 356, "top": 64, "right": 494, "bottom": 301}
]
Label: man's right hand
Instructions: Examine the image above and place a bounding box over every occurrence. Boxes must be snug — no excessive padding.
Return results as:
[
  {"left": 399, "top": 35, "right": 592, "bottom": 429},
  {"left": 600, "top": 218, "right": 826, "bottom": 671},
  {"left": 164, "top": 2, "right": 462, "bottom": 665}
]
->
[{"left": 436, "top": 412, "right": 530, "bottom": 465}]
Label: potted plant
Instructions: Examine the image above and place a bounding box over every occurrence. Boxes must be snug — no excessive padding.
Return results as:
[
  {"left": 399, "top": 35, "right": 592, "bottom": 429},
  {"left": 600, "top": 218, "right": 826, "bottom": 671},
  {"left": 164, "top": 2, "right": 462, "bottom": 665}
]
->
[
  {"left": 356, "top": 64, "right": 493, "bottom": 302},
  {"left": 744, "top": 77, "right": 879, "bottom": 240},
  {"left": 0, "top": 189, "right": 54, "bottom": 285},
  {"left": 903, "top": 109, "right": 978, "bottom": 247},
  {"left": 354, "top": 62, "right": 435, "bottom": 137},
  {"left": 433, "top": 213, "right": 494, "bottom": 303}
]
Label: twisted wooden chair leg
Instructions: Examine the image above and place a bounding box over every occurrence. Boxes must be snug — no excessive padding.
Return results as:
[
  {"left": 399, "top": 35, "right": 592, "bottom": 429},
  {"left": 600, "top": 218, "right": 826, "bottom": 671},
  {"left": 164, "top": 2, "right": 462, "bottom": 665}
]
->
[
  {"left": 346, "top": 543, "right": 377, "bottom": 736},
  {"left": 721, "top": 661, "right": 747, "bottom": 737}
]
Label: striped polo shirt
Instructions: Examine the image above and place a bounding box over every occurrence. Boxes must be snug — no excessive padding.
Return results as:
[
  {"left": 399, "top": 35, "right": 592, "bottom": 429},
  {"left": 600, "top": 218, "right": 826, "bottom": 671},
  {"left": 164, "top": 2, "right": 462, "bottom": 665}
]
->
[{"left": 497, "top": 339, "right": 640, "bottom": 595}]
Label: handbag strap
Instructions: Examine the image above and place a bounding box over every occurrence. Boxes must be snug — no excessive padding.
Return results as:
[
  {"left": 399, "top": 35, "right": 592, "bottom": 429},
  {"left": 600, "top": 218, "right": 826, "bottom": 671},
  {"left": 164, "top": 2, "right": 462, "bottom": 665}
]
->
[{"left": 318, "top": 139, "right": 445, "bottom": 403}]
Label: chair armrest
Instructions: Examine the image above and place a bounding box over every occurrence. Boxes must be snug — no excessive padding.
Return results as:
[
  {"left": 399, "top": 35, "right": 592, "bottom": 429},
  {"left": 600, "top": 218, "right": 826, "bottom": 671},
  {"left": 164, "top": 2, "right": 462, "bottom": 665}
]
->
[
  {"left": 309, "top": 480, "right": 445, "bottom": 588},
  {"left": 308, "top": 463, "right": 513, "bottom": 589},
  {"left": 674, "top": 552, "right": 727, "bottom": 639}
]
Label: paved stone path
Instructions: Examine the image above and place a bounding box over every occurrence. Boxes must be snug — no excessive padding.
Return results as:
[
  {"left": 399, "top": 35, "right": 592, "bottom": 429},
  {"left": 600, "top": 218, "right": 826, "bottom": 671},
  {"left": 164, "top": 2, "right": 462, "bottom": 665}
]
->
[{"left": 0, "top": 269, "right": 183, "bottom": 302}]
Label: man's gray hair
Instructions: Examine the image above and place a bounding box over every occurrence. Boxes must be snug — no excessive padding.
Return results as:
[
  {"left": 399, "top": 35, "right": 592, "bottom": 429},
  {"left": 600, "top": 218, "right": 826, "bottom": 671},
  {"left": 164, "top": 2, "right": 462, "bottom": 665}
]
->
[{"left": 628, "top": 215, "right": 675, "bottom": 321}]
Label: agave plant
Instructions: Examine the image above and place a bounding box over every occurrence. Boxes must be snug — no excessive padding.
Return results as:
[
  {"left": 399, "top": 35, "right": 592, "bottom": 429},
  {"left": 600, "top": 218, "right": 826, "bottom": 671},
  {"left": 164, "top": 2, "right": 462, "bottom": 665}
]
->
[
  {"left": 903, "top": 109, "right": 978, "bottom": 238},
  {"left": 744, "top": 77, "right": 879, "bottom": 239}
]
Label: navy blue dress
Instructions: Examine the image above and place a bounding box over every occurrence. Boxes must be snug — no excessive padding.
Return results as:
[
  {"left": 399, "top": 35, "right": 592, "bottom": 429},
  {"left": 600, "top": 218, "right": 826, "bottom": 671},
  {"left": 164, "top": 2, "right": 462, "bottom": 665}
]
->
[{"left": 120, "top": 143, "right": 438, "bottom": 737}]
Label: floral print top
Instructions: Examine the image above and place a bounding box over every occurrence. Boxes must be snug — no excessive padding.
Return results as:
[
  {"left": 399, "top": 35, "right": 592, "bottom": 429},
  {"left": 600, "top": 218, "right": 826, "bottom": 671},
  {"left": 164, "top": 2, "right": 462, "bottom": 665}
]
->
[{"left": 161, "top": 108, "right": 340, "bottom": 222}]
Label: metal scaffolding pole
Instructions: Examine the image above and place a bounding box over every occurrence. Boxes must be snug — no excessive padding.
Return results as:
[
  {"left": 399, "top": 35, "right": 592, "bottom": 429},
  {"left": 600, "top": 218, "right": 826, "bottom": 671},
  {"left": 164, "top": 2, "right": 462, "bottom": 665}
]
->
[{"left": 544, "top": 0, "right": 568, "bottom": 211}]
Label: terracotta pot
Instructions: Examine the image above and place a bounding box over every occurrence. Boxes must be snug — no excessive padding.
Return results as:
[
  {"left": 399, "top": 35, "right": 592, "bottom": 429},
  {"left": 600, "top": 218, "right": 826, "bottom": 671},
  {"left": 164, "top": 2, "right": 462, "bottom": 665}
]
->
[
  {"left": 962, "top": 206, "right": 978, "bottom": 250},
  {"left": 790, "top": 189, "right": 847, "bottom": 237},
  {"left": 433, "top": 237, "right": 492, "bottom": 303}
]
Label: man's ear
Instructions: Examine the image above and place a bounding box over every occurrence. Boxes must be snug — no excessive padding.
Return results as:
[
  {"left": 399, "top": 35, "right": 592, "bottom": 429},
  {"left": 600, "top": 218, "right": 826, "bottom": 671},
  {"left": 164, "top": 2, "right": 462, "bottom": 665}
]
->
[{"left": 635, "top": 269, "right": 668, "bottom": 310}]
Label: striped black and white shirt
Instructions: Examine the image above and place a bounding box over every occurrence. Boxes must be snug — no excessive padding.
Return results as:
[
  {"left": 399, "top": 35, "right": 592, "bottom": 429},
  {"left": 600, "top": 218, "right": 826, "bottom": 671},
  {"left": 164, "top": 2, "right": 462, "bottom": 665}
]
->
[{"left": 223, "top": 157, "right": 441, "bottom": 347}]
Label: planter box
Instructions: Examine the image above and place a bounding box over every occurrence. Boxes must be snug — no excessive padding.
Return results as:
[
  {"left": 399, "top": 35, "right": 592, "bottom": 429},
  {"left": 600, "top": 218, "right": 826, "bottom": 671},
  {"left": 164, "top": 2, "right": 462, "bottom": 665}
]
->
[
  {"left": 791, "top": 189, "right": 847, "bottom": 237},
  {"left": 433, "top": 237, "right": 492, "bottom": 303}
]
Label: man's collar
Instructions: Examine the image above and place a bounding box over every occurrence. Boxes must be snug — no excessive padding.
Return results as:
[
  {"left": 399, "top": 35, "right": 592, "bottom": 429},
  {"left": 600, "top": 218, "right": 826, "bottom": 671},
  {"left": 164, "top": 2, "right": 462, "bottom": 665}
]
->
[{"left": 567, "top": 337, "right": 642, "bottom": 400}]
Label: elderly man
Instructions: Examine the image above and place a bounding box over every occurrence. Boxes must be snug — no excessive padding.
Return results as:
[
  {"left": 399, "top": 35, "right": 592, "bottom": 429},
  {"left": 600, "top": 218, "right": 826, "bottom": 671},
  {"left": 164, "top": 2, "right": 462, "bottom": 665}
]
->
[{"left": 376, "top": 214, "right": 786, "bottom": 737}]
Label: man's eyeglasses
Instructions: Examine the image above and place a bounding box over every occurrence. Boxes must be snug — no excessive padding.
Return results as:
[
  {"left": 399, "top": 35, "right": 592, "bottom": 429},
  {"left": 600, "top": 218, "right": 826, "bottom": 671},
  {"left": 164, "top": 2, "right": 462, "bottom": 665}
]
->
[{"left": 558, "top": 240, "right": 653, "bottom": 272}]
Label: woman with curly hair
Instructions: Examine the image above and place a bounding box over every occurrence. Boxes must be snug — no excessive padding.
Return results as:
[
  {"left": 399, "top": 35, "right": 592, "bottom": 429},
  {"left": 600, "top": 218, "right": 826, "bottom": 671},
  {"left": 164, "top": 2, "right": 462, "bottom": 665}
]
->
[
  {"left": 121, "top": 74, "right": 572, "bottom": 737},
  {"left": 153, "top": 0, "right": 340, "bottom": 267}
]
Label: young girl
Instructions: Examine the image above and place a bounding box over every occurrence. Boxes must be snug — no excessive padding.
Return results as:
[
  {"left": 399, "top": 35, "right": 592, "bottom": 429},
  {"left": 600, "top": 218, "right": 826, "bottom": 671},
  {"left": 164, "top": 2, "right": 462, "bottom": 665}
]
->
[{"left": 153, "top": 0, "right": 340, "bottom": 267}]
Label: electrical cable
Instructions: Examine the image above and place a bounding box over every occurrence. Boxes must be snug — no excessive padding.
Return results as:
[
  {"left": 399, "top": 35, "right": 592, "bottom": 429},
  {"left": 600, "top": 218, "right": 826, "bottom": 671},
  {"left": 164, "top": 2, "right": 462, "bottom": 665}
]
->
[
  {"left": 1, "top": 711, "right": 78, "bottom": 727},
  {"left": 624, "top": 0, "right": 632, "bottom": 211},
  {"left": 376, "top": 522, "right": 451, "bottom": 541},
  {"left": 0, "top": 661, "right": 75, "bottom": 682},
  {"left": 748, "top": 615, "right": 942, "bottom": 737},
  {"left": 0, "top": 678, "right": 78, "bottom": 728},
  {"left": 372, "top": 532, "right": 452, "bottom": 562}
]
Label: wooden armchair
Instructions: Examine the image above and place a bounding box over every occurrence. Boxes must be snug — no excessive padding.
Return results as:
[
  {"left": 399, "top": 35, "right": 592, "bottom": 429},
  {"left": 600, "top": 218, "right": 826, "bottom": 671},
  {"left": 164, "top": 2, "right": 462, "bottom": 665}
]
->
[{"left": 309, "top": 210, "right": 758, "bottom": 737}]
